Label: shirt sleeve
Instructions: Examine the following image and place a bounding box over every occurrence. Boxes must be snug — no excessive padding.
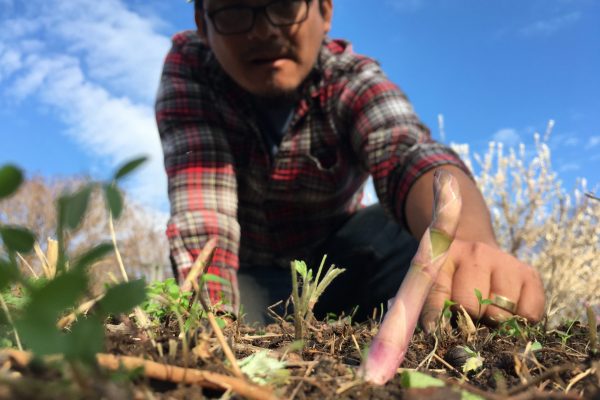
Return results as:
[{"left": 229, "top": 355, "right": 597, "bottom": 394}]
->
[
  {"left": 155, "top": 32, "right": 240, "bottom": 315},
  {"left": 337, "top": 63, "right": 472, "bottom": 228}
]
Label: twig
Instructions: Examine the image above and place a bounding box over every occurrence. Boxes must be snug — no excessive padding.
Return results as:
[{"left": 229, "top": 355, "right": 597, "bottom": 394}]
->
[
  {"left": 16, "top": 253, "right": 38, "bottom": 278},
  {"left": 351, "top": 334, "right": 362, "bottom": 361},
  {"left": 108, "top": 213, "right": 128, "bottom": 283},
  {"left": 57, "top": 295, "right": 104, "bottom": 329},
  {"left": 0, "top": 293, "right": 22, "bottom": 351},
  {"left": 585, "top": 192, "right": 599, "bottom": 201},
  {"left": 290, "top": 262, "right": 303, "bottom": 341},
  {"left": 287, "top": 360, "right": 317, "bottom": 400},
  {"left": 505, "top": 364, "right": 575, "bottom": 396},
  {"left": 432, "top": 353, "right": 468, "bottom": 381},
  {"left": 198, "top": 295, "right": 243, "bottom": 379},
  {"left": 181, "top": 237, "right": 218, "bottom": 293},
  {"left": 1, "top": 349, "right": 278, "bottom": 400},
  {"left": 108, "top": 213, "right": 155, "bottom": 344},
  {"left": 565, "top": 367, "right": 595, "bottom": 393},
  {"left": 189, "top": 240, "right": 243, "bottom": 379}
]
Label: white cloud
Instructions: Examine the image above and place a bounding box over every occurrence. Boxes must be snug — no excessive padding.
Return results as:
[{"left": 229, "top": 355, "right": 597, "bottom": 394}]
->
[
  {"left": 492, "top": 128, "right": 522, "bottom": 148},
  {"left": 564, "top": 136, "right": 580, "bottom": 146},
  {"left": 559, "top": 162, "right": 581, "bottom": 172},
  {"left": 587, "top": 136, "right": 600, "bottom": 149},
  {"left": 520, "top": 12, "right": 581, "bottom": 36},
  {"left": 0, "top": 0, "right": 173, "bottom": 211}
]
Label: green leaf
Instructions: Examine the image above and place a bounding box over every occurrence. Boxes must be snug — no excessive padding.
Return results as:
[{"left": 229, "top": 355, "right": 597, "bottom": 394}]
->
[
  {"left": 0, "top": 258, "right": 21, "bottom": 290},
  {"left": 24, "top": 269, "right": 87, "bottom": 322},
  {"left": 113, "top": 156, "right": 148, "bottom": 181},
  {"left": 0, "top": 226, "right": 36, "bottom": 253},
  {"left": 201, "top": 273, "right": 230, "bottom": 285},
  {"left": 481, "top": 299, "right": 493, "bottom": 305},
  {"left": 97, "top": 279, "right": 146, "bottom": 316},
  {"left": 474, "top": 288, "right": 483, "bottom": 302},
  {"left": 16, "top": 317, "right": 66, "bottom": 356},
  {"left": 294, "top": 260, "right": 308, "bottom": 280},
  {"left": 72, "top": 243, "right": 113, "bottom": 271},
  {"left": 0, "top": 165, "right": 23, "bottom": 199},
  {"left": 400, "top": 370, "right": 445, "bottom": 388},
  {"left": 64, "top": 185, "right": 93, "bottom": 230},
  {"left": 531, "top": 340, "right": 543, "bottom": 352},
  {"left": 65, "top": 316, "right": 104, "bottom": 364},
  {"left": 104, "top": 184, "right": 123, "bottom": 219}
]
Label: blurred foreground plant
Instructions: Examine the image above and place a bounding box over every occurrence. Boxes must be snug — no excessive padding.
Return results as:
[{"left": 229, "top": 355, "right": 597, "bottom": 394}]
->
[{"left": 0, "top": 159, "right": 148, "bottom": 369}]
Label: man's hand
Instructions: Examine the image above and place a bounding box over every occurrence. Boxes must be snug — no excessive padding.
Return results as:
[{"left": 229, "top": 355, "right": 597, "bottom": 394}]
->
[{"left": 420, "top": 239, "right": 546, "bottom": 330}]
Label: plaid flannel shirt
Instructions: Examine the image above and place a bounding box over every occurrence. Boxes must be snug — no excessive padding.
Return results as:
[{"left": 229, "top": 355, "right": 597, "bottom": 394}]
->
[{"left": 156, "top": 30, "right": 470, "bottom": 314}]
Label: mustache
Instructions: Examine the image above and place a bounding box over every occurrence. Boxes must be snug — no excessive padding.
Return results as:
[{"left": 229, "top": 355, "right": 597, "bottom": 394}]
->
[{"left": 243, "top": 41, "right": 295, "bottom": 60}]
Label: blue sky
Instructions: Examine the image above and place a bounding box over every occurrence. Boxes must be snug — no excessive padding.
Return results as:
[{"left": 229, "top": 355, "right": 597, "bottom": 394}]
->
[{"left": 1, "top": 0, "right": 598, "bottom": 213}]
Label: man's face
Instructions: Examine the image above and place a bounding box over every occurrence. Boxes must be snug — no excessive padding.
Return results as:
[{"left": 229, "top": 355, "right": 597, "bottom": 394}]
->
[{"left": 197, "top": 0, "right": 333, "bottom": 97}]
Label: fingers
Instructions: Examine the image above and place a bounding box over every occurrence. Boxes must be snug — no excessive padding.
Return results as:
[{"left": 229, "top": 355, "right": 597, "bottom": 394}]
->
[
  {"left": 432, "top": 241, "right": 546, "bottom": 327},
  {"left": 485, "top": 262, "right": 524, "bottom": 323},
  {"left": 515, "top": 267, "right": 546, "bottom": 322},
  {"left": 420, "top": 258, "right": 456, "bottom": 333}
]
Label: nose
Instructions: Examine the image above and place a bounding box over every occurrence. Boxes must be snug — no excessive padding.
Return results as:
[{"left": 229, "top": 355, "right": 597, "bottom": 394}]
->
[{"left": 247, "top": 11, "right": 278, "bottom": 40}]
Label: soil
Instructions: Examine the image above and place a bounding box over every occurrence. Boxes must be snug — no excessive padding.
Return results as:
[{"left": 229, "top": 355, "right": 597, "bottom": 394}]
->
[{"left": 1, "top": 314, "right": 599, "bottom": 400}]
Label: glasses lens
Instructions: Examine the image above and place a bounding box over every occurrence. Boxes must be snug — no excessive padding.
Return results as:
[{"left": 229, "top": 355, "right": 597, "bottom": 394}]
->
[
  {"left": 266, "top": 0, "right": 307, "bottom": 25},
  {"left": 213, "top": 7, "right": 254, "bottom": 34}
]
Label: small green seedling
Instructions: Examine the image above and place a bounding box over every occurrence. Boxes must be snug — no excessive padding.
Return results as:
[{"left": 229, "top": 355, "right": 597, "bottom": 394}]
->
[
  {"left": 290, "top": 255, "right": 345, "bottom": 340},
  {"left": 433, "top": 299, "right": 456, "bottom": 336},
  {"left": 474, "top": 288, "right": 493, "bottom": 319},
  {"left": 142, "top": 273, "right": 230, "bottom": 332},
  {"left": 498, "top": 316, "right": 526, "bottom": 340},
  {"left": 556, "top": 320, "right": 577, "bottom": 348}
]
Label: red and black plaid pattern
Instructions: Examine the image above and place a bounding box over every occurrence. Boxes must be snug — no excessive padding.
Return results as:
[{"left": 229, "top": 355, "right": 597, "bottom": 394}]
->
[{"left": 156, "top": 31, "right": 469, "bottom": 314}]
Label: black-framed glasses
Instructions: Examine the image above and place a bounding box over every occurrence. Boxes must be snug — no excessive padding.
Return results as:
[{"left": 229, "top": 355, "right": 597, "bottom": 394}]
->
[{"left": 206, "top": 0, "right": 312, "bottom": 35}]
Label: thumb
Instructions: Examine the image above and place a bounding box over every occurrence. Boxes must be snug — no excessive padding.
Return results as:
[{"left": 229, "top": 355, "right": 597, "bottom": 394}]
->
[{"left": 420, "top": 258, "right": 456, "bottom": 333}]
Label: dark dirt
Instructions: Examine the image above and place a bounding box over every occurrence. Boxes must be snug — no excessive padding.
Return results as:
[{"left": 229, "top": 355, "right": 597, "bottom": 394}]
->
[{"left": 1, "top": 314, "right": 599, "bottom": 400}]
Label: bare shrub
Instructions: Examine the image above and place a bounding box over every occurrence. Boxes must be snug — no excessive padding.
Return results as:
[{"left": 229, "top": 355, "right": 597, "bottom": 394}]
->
[
  {"left": 0, "top": 176, "right": 170, "bottom": 292},
  {"left": 452, "top": 122, "right": 600, "bottom": 325}
]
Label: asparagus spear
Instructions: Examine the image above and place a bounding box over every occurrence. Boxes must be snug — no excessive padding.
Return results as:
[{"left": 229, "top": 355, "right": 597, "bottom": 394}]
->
[{"left": 360, "top": 169, "right": 462, "bottom": 384}]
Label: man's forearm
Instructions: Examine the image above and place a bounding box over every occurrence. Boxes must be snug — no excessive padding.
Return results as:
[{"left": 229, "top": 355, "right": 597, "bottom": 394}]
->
[{"left": 404, "top": 166, "right": 498, "bottom": 246}]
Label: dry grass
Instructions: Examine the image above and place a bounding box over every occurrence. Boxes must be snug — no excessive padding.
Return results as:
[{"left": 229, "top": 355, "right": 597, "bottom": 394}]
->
[
  {"left": 0, "top": 176, "right": 169, "bottom": 293},
  {"left": 452, "top": 122, "right": 599, "bottom": 325}
]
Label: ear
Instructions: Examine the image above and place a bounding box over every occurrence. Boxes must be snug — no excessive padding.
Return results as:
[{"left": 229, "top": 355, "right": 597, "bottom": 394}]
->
[
  {"left": 321, "top": 0, "right": 333, "bottom": 34},
  {"left": 194, "top": 10, "right": 209, "bottom": 42}
]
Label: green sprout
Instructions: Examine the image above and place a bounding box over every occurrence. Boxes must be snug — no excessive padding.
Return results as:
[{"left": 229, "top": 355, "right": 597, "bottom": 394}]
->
[
  {"left": 290, "top": 255, "right": 345, "bottom": 341},
  {"left": 474, "top": 288, "right": 492, "bottom": 320}
]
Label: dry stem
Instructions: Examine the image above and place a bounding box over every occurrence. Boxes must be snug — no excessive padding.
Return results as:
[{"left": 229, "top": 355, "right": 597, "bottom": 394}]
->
[{"left": 0, "top": 349, "right": 278, "bottom": 400}]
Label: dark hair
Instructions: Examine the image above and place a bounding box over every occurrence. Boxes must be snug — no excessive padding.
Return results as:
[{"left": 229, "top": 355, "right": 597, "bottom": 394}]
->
[{"left": 195, "top": 0, "right": 325, "bottom": 12}]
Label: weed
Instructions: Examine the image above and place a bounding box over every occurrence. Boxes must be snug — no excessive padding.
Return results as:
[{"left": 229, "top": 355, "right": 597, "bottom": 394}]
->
[
  {"left": 474, "top": 288, "right": 492, "bottom": 320},
  {"left": 0, "top": 158, "right": 148, "bottom": 373},
  {"left": 290, "top": 255, "right": 345, "bottom": 340},
  {"left": 555, "top": 319, "right": 577, "bottom": 348}
]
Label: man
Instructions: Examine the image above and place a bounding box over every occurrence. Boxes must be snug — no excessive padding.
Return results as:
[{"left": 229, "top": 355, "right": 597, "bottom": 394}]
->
[{"left": 156, "top": 0, "right": 545, "bottom": 327}]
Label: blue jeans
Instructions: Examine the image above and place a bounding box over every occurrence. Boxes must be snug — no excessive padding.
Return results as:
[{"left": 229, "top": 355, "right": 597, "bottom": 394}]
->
[{"left": 238, "top": 204, "right": 419, "bottom": 325}]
